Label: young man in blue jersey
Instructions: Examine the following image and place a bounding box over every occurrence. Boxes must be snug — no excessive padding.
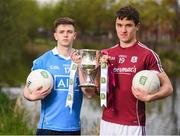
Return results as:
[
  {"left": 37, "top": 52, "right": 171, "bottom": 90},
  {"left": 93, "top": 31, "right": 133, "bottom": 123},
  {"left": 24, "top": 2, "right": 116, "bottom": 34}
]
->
[{"left": 23, "top": 17, "right": 91, "bottom": 135}]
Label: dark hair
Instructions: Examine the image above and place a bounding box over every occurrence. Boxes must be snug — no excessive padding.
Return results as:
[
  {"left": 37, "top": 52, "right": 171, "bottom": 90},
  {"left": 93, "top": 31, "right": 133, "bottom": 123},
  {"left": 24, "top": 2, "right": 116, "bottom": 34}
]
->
[
  {"left": 116, "top": 6, "right": 139, "bottom": 25},
  {"left": 53, "top": 17, "right": 75, "bottom": 32}
]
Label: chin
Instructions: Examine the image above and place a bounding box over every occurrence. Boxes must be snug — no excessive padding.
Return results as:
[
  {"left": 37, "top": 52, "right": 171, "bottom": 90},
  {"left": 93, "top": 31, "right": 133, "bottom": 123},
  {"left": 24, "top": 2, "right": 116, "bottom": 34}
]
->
[
  {"left": 122, "top": 38, "right": 133, "bottom": 43},
  {"left": 121, "top": 40, "right": 129, "bottom": 43},
  {"left": 61, "top": 44, "right": 71, "bottom": 47}
]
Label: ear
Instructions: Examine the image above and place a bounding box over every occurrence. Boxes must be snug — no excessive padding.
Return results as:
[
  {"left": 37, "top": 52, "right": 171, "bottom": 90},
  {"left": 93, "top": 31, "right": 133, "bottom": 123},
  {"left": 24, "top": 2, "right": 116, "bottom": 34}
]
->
[
  {"left": 54, "top": 33, "right": 58, "bottom": 41},
  {"left": 136, "top": 23, "right": 140, "bottom": 31},
  {"left": 74, "top": 32, "right": 77, "bottom": 40}
]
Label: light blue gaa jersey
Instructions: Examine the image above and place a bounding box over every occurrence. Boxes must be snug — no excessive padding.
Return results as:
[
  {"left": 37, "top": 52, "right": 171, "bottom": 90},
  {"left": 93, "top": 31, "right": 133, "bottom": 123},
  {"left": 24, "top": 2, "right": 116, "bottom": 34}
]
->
[{"left": 32, "top": 47, "right": 83, "bottom": 131}]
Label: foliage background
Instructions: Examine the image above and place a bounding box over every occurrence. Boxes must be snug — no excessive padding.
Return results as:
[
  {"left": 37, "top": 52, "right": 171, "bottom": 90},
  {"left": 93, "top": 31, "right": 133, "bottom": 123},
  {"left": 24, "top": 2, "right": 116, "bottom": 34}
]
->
[
  {"left": 0, "top": 0, "right": 179, "bottom": 134},
  {"left": 0, "top": 0, "right": 179, "bottom": 86}
]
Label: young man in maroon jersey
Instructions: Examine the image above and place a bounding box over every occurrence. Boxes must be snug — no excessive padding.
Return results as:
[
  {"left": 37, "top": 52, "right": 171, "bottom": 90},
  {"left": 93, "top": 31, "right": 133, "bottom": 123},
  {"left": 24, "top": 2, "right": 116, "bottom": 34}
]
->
[{"left": 99, "top": 5, "right": 173, "bottom": 135}]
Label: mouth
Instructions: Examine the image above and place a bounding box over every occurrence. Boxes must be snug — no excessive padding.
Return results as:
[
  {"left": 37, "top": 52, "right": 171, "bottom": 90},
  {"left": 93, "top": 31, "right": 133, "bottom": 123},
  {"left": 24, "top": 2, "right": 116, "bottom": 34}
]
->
[
  {"left": 120, "top": 35, "right": 127, "bottom": 38},
  {"left": 63, "top": 39, "right": 69, "bottom": 42},
  {"left": 120, "top": 33, "right": 127, "bottom": 36}
]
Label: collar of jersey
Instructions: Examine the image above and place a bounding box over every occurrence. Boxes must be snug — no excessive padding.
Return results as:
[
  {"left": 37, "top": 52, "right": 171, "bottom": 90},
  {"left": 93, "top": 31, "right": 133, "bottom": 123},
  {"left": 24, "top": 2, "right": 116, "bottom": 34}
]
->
[{"left": 52, "top": 47, "right": 71, "bottom": 60}]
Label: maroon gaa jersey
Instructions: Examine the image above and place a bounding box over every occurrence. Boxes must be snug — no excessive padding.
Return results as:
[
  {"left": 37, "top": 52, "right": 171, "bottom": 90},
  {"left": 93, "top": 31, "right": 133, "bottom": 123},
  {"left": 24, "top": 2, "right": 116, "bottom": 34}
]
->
[{"left": 102, "top": 41, "right": 163, "bottom": 126}]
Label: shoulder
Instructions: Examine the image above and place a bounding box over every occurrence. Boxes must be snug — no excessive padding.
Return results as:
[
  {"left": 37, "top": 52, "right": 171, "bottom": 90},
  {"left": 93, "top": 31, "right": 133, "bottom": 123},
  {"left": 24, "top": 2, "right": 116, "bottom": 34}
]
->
[
  {"left": 38, "top": 50, "right": 53, "bottom": 59},
  {"left": 101, "top": 44, "right": 119, "bottom": 54},
  {"left": 137, "top": 42, "right": 159, "bottom": 56},
  {"left": 137, "top": 42, "right": 153, "bottom": 52},
  {"left": 32, "top": 50, "right": 53, "bottom": 69},
  {"left": 34, "top": 50, "right": 53, "bottom": 62},
  {"left": 108, "top": 44, "right": 119, "bottom": 51}
]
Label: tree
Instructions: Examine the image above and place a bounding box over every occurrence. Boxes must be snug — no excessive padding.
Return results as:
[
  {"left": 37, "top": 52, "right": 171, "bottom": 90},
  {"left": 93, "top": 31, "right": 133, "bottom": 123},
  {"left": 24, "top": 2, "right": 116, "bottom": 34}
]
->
[
  {"left": 53, "top": 0, "right": 114, "bottom": 36},
  {"left": 0, "top": 0, "right": 40, "bottom": 85}
]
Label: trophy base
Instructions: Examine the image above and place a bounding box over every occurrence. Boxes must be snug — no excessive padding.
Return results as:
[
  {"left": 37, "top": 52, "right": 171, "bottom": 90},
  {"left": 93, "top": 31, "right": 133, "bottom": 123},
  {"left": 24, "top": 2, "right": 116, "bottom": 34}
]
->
[{"left": 79, "top": 84, "right": 97, "bottom": 88}]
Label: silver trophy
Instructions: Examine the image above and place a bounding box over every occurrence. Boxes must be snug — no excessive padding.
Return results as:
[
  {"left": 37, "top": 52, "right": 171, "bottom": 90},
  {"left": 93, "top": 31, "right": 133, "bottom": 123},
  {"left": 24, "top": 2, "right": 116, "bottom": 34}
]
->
[{"left": 79, "top": 49, "right": 99, "bottom": 88}]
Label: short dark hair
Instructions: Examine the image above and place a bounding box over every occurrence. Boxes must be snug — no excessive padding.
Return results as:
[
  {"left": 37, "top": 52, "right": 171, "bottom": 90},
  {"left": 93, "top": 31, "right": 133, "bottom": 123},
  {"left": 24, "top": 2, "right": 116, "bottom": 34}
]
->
[
  {"left": 53, "top": 17, "right": 75, "bottom": 32},
  {"left": 116, "top": 6, "right": 139, "bottom": 25}
]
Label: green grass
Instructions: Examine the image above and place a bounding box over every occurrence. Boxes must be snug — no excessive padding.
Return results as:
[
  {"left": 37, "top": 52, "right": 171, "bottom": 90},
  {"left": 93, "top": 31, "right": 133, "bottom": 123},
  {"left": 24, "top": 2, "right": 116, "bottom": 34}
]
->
[{"left": 0, "top": 91, "right": 35, "bottom": 135}]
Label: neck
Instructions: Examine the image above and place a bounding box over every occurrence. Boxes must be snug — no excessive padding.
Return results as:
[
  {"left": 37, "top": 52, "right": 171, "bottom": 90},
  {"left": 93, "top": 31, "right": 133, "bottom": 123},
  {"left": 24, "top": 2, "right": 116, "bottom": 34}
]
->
[
  {"left": 120, "top": 39, "right": 137, "bottom": 48},
  {"left": 57, "top": 44, "right": 73, "bottom": 57}
]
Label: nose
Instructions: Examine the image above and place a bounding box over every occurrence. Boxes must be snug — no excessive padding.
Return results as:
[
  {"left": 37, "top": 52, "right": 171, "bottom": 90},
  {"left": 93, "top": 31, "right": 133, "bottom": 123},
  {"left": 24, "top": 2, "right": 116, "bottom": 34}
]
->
[
  {"left": 63, "top": 31, "right": 68, "bottom": 37},
  {"left": 122, "top": 26, "right": 127, "bottom": 33}
]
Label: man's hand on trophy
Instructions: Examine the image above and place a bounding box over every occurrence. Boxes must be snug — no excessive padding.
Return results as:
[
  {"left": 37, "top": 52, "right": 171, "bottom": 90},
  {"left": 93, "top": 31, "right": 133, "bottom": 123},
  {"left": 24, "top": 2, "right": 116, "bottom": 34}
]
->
[
  {"left": 99, "top": 55, "right": 109, "bottom": 64},
  {"left": 71, "top": 49, "right": 81, "bottom": 65},
  {"left": 95, "top": 50, "right": 101, "bottom": 66}
]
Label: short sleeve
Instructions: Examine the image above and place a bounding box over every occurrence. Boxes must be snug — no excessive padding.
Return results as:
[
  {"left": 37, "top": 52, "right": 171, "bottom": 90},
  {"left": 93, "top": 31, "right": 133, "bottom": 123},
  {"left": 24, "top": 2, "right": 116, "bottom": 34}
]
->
[{"left": 145, "top": 50, "right": 164, "bottom": 73}]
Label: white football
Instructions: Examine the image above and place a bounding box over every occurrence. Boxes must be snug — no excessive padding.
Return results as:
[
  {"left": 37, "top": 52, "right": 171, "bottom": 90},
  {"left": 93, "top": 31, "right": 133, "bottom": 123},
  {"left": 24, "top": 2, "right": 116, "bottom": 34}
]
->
[
  {"left": 26, "top": 69, "right": 53, "bottom": 92},
  {"left": 132, "top": 70, "right": 160, "bottom": 94}
]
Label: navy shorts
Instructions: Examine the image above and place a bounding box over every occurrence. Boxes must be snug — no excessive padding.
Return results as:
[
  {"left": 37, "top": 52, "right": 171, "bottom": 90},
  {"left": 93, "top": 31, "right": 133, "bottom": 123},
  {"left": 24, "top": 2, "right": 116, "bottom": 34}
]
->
[{"left": 36, "top": 129, "right": 81, "bottom": 135}]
